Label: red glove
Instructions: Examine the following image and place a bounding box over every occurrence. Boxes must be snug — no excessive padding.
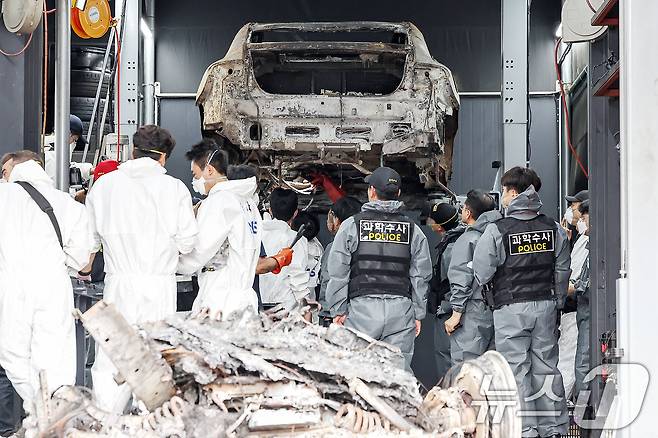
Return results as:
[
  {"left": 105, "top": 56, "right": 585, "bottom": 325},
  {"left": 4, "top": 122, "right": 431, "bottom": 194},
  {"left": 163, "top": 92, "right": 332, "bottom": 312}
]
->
[
  {"left": 272, "top": 247, "right": 294, "bottom": 274},
  {"left": 310, "top": 173, "right": 346, "bottom": 203}
]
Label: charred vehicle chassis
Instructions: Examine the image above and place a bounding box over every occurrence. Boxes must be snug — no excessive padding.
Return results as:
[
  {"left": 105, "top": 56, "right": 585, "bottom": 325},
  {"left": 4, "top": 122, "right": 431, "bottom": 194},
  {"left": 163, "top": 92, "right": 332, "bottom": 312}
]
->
[{"left": 196, "top": 22, "right": 460, "bottom": 207}]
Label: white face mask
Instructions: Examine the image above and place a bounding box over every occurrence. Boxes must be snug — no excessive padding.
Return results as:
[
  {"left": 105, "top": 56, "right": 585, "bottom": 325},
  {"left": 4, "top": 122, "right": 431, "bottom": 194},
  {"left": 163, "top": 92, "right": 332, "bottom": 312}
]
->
[
  {"left": 564, "top": 207, "right": 574, "bottom": 224},
  {"left": 576, "top": 219, "right": 588, "bottom": 235},
  {"left": 191, "top": 149, "right": 226, "bottom": 196},
  {"left": 192, "top": 176, "right": 207, "bottom": 195}
]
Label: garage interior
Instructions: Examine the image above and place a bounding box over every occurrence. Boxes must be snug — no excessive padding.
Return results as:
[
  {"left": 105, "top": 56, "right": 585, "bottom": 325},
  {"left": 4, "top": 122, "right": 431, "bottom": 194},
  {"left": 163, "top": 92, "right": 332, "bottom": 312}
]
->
[{"left": 0, "top": 0, "right": 655, "bottom": 437}]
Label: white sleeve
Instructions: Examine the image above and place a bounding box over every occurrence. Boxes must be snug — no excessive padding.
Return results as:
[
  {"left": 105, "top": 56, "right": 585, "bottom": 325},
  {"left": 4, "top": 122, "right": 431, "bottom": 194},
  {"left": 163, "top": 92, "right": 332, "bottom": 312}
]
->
[
  {"left": 63, "top": 201, "right": 93, "bottom": 271},
  {"left": 44, "top": 151, "right": 56, "bottom": 182},
  {"left": 177, "top": 197, "right": 235, "bottom": 275},
  {"left": 307, "top": 241, "right": 323, "bottom": 289},
  {"left": 174, "top": 181, "right": 199, "bottom": 255},
  {"left": 289, "top": 237, "right": 311, "bottom": 302},
  {"left": 85, "top": 190, "right": 102, "bottom": 253}
]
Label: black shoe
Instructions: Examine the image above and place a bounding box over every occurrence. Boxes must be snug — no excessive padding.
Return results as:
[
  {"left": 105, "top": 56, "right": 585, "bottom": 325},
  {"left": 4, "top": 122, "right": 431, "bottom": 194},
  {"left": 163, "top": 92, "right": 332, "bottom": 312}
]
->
[{"left": 542, "top": 435, "right": 562, "bottom": 438}]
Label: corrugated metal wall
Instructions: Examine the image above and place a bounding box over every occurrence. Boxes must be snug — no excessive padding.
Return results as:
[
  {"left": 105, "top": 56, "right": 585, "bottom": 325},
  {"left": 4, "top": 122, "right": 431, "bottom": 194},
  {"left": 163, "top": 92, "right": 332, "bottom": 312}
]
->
[
  {"left": 155, "top": 0, "right": 561, "bottom": 94},
  {"left": 0, "top": 22, "right": 43, "bottom": 156},
  {"left": 450, "top": 97, "right": 503, "bottom": 195},
  {"left": 451, "top": 96, "right": 560, "bottom": 219}
]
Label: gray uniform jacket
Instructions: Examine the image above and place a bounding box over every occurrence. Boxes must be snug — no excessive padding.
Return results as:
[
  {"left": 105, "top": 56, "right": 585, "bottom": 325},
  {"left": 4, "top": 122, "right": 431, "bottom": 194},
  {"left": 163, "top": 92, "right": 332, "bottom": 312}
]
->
[
  {"left": 448, "top": 209, "right": 503, "bottom": 313},
  {"left": 472, "top": 187, "right": 571, "bottom": 304},
  {"left": 325, "top": 200, "right": 433, "bottom": 319}
]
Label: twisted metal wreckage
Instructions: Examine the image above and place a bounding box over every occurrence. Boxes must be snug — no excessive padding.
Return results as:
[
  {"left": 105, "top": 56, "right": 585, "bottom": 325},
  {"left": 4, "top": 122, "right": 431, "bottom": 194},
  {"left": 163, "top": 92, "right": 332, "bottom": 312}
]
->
[
  {"left": 196, "top": 22, "right": 461, "bottom": 209},
  {"left": 22, "top": 302, "right": 521, "bottom": 437}
]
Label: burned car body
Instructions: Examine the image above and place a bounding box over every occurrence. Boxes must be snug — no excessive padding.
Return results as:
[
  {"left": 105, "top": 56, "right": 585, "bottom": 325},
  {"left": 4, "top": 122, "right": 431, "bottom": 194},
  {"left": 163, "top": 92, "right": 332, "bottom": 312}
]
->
[{"left": 196, "top": 22, "right": 460, "bottom": 204}]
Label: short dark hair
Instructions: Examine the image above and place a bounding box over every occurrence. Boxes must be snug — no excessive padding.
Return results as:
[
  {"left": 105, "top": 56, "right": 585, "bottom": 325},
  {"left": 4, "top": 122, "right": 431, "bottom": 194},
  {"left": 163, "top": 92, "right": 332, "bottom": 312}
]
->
[
  {"left": 132, "top": 125, "right": 176, "bottom": 160},
  {"left": 501, "top": 167, "right": 542, "bottom": 193},
  {"left": 227, "top": 164, "right": 257, "bottom": 180},
  {"left": 185, "top": 139, "right": 228, "bottom": 176},
  {"left": 1, "top": 150, "right": 42, "bottom": 167},
  {"left": 374, "top": 187, "right": 399, "bottom": 201},
  {"left": 292, "top": 211, "right": 320, "bottom": 240},
  {"left": 331, "top": 196, "right": 363, "bottom": 222},
  {"left": 464, "top": 190, "right": 496, "bottom": 219},
  {"left": 578, "top": 202, "right": 589, "bottom": 215},
  {"left": 269, "top": 188, "right": 298, "bottom": 222}
]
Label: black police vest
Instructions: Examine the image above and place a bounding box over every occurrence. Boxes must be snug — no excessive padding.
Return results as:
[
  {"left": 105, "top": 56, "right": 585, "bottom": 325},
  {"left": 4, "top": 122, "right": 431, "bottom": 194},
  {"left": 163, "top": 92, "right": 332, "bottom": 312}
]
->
[
  {"left": 428, "top": 228, "right": 465, "bottom": 313},
  {"left": 348, "top": 211, "right": 414, "bottom": 300},
  {"left": 489, "top": 214, "right": 557, "bottom": 308}
]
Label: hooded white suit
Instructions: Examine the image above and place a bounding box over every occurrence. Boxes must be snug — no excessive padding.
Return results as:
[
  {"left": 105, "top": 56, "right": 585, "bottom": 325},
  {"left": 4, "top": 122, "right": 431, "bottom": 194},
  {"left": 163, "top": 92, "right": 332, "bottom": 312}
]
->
[
  {"left": 86, "top": 157, "right": 198, "bottom": 411},
  {"left": 178, "top": 177, "right": 261, "bottom": 316},
  {"left": 0, "top": 161, "right": 91, "bottom": 412},
  {"left": 259, "top": 219, "right": 310, "bottom": 310},
  {"left": 305, "top": 237, "right": 324, "bottom": 295}
]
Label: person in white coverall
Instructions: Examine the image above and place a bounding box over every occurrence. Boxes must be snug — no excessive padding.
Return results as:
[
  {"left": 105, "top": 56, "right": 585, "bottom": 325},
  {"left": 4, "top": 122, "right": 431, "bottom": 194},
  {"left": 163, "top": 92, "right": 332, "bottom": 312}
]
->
[
  {"left": 260, "top": 188, "right": 310, "bottom": 312},
  {"left": 292, "top": 211, "right": 324, "bottom": 299},
  {"left": 177, "top": 141, "right": 261, "bottom": 316},
  {"left": 44, "top": 115, "right": 94, "bottom": 183},
  {"left": 0, "top": 151, "right": 91, "bottom": 413},
  {"left": 87, "top": 126, "right": 198, "bottom": 412}
]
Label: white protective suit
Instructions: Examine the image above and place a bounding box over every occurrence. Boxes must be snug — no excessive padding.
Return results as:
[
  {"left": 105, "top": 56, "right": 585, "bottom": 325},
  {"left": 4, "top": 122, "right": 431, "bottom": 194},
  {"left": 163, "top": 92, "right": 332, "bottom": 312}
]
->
[
  {"left": 0, "top": 161, "right": 91, "bottom": 412},
  {"left": 570, "top": 234, "right": 590, "bottom": 282},
  {"left": 558, "top": 233, "right": 590, "bottom": 399},
  {"left": 306, "top": 237, "right": 324, "bottom": 296},
  {"left": 259, "top": 219, "right": 310, "bottom": 310},
  {"left": 44, "top": 139, "right": 93, "bottom": 182},
  {"left": 86, "top": 157, "right": 198, "bottom": 412},
  {"left": 178, "top": 177, "right": 262, "bottom": 316}
]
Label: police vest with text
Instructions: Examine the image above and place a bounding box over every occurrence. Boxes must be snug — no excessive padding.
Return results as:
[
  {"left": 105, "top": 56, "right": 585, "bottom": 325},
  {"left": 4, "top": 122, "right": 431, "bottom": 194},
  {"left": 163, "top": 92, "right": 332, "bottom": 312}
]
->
[
  {"left": 349, "top": 211, "right": 414, "bottom": 300},
  {"left": 486, "top": 215, "right": 557, "bottom": 309}
]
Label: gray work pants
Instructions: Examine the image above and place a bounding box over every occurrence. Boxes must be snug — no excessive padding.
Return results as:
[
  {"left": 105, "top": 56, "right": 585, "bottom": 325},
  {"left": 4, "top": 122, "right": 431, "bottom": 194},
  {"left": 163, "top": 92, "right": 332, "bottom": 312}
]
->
[
  {"left": 345, "top": 295, "right": 415, "bottom": 371},
  {"left": 434, "top": 313, "right": 452, "bottom": 381},
  {"left": 573, "top": 296, "right": 591, "bottom": 402},
  {"left": 450, "top": 299, "right": 494, "bottom": 364},
  {"left": 494, "top": 300, "right": 568, "bottom": 438}
]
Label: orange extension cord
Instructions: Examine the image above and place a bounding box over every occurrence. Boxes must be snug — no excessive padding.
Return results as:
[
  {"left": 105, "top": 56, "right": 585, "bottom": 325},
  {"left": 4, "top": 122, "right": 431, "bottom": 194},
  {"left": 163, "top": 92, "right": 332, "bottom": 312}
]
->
[{"left": 554, "top": 37, "right": 589, "bottom": 178}]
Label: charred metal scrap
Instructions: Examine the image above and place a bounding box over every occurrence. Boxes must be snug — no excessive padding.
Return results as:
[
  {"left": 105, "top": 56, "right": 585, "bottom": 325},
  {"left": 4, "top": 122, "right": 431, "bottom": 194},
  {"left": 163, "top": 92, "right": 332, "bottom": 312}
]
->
[{"left": 22, "top": 302, "right": 520, "bottom": 437}]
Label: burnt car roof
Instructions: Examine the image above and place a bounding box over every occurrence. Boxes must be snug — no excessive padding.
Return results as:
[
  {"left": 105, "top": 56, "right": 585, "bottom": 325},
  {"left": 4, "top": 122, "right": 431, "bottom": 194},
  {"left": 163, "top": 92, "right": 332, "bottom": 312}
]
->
[{"left": 249, "top": 22, "right": 412, "bottom": 33}]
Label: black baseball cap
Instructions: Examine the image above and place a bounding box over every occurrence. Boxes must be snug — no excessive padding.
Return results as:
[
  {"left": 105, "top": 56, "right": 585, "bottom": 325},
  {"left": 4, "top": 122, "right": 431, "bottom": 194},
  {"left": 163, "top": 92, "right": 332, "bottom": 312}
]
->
[
  {"left": 429, "top": 202, "right": 458, "bottom": 226},
  {"left": 364, "top": 166, "right": 402, "bottom": 195},
  {"left": 565, "top": 190, "right": 589, "bottom": 203},
  {"left": 70, "top": 114, "right": 88, "bottom": 145}
]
